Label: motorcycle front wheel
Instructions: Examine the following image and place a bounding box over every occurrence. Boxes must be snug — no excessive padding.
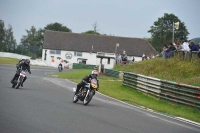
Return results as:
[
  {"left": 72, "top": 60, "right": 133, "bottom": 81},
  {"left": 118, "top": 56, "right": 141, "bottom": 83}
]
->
[
  {"left": 73, "top": 94, "right": 78, "bottom": 103},
  {"left": 12, "top": 84, "right": 16, "bottom": 88},
  {"left": 83, "top": 90, "right": 94, "bottom": 106},
  {"left": 16, "top": 76, "right": 23, "bottom": 89}
]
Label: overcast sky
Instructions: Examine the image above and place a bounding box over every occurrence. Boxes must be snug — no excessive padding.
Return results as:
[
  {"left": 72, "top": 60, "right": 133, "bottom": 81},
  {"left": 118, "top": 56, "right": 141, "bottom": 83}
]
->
[{"left": 0, "top": 0, "right": 199, "bottom": 44}]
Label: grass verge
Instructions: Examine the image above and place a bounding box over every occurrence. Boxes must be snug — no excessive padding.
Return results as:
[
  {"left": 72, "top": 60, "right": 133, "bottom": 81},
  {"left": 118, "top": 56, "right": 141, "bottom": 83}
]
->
[
  {"left": 51, "top": 69, "right": 200, "bottom": 123},
  {"left": 0, "top": 57, "right": 19, "bottom": 65},
  {"left": 114, "top": 57, "right": 200, "bottom": 86}
]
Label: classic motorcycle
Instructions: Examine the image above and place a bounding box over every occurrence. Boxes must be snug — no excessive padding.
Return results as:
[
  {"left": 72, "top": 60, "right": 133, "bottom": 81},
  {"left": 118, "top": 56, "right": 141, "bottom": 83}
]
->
[
  {"left": 12, "top": 70, "right": 26, "bottom": 89},
  {"left": 58, "top": 66, "right": 62, "bottom": 72},
  {"left": 73, "top": 78, "right": 98, "bottom": 105}
]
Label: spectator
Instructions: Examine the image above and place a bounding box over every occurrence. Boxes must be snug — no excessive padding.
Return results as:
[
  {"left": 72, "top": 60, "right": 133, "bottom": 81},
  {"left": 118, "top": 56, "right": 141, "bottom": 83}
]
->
[
  {"left": 117, "top": 54, "right": 122, "bottom": 64},
  {"left": 198, "top": 43, "right": 200, "bottom": 50},
  {"left": 132, "top": 57, "right": 135, "bottom": 62},
  {"left": 163, "top": 44, "right": 170, "bottom": 59},
  {"left": 189, "top": 41, "right": 199, "bottom": 52},
  {"left": 181, "top": 40, "right": 190, "bottom": 52},
  {"left": 151, "top": 53, "right": 155, "bottom": 58},
  {"left": 122, "top": 54, "right": 128, "bottom": 64},
  {"left": 142, "top": 53, "right": 145, "bottom": 60},
  {"left": 172, "top": 41, "right": 177, "bottom": 49},
  {"left": 176, "top": 42, "right": 183, "bottom": 50},
  {"left": 168, "top": 43, "right": 176, "bottom": 58}
]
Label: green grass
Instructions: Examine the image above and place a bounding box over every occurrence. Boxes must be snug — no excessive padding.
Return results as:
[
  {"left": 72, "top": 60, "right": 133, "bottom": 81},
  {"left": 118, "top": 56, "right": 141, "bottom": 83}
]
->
[
  {"left": 51, "top": 69, "right": 200, "bottom": 123},
  {"left": 0, "top": 57, "right": 19, "bottom": 65},
  {"left": 114, "top": 57, "right": 200, "bottom": 86}
]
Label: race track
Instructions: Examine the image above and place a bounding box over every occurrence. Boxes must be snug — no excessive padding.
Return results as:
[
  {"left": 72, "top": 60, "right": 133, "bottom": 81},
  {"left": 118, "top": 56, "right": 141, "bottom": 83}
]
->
[{"left": 0, "top": 64, "right": 199, "bottom": 133}]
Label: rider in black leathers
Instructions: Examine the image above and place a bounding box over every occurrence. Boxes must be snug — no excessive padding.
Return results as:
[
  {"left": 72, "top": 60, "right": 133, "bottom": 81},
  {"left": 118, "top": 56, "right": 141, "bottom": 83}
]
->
[
  {"left": 11, "top": 59, "right": 31, "bottom": 87},
  {"left": 58, "top": 63, "right": 63, "bottom": 71},
  {"left": 75, "top": 70, "right": 99, "bottom": 95}
]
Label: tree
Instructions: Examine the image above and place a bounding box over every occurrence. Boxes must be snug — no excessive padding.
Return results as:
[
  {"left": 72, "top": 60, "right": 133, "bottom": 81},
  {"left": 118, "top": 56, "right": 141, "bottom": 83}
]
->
[
  {"left": 82, "top": 30, "right": 101, "bottom": 35},
  {"left": 44, "top": 22, "right": 72, "bottom": 32},
  {"left": 92, "top": 21, "right": 100, "bottom": 34},
  {"left": 4, "top": 24, "right": 17, "bottom": 52},
  {"left": 0, "top": 20, "right": 5, "bottom": 51},
  {"left": 148, "top": 13, "right": 189, "bottom": 52},
  {"left": 20, "top": 26, "right": 44, "bottom": 58},
  {"left": 82, "top": 22, "right": 101, "bottom": 35}
]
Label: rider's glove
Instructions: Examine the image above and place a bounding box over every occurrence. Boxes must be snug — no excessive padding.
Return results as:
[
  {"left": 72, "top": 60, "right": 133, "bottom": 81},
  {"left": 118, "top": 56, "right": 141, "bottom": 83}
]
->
[{"left": 82, "top": 80, "right": 87, "bottom": 84}]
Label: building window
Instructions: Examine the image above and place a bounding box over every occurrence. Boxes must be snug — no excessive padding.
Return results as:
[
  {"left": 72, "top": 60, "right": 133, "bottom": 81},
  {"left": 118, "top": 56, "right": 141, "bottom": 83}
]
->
[
  {"left": 50, "top": 50, "right": 61, "bottom": 55},
  {"left": 74, "top": 52, "right": 82, "bottom": 57}
]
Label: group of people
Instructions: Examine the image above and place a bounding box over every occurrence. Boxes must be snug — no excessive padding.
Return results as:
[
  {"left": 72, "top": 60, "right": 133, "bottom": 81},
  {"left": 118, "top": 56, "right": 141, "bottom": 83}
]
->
[
  {"left": 142, "top": 53, "right": 156, "bottom": 60},
  {"left": 11, "top": 57, "right": 31, "bottom": 87},
  {"left": 162, "top": 40, "right": 200, "bottom": 59},
  {"left": 116, "top": 54, "right": 135, "bottom": 64}
]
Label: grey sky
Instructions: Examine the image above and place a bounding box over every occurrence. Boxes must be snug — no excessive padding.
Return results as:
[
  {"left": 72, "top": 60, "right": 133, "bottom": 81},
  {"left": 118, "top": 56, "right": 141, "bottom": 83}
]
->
[{"left": 0, "top": 0, "right": 199, "bottom": 44}]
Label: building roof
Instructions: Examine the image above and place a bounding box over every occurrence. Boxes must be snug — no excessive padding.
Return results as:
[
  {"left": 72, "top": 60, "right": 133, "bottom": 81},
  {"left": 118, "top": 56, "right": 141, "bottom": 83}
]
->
[{"left": 43, "top": 30, "right": 157, "bottom": 57}]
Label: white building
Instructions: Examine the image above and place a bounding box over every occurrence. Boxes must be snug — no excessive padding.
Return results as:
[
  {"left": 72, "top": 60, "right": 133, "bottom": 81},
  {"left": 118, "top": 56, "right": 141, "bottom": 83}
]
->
[{"left": 42, "top": 30, "right": 157, "bottom": 69}]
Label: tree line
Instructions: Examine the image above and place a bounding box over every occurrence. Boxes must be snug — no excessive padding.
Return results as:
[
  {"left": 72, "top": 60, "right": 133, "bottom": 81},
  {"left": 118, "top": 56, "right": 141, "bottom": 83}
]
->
[{"left": 0, "top": 13, "right": 189, "bottom": 58}]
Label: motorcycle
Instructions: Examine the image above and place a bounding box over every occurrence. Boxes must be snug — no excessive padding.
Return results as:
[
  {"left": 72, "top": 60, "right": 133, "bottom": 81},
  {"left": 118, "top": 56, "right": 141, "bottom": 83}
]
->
[
  {"left": 12, "top": 69, "right": 26, "bottom": 89},
  {"left": 73, "top": 78, "right": 98, "bottom": 105},
  {"left": 58, "top": 66, "right": 62, "bottom": 72}
]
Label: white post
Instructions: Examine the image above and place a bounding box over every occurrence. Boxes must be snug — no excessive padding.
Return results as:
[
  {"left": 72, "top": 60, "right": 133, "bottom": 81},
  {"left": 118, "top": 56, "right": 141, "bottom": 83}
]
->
[{"left": 172, "top": 22, "right": 174, "bottom": 42}]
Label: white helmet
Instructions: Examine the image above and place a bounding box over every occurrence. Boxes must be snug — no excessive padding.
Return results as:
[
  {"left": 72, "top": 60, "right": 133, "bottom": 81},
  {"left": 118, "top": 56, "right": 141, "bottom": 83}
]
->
[
  {"left": 22, "top": 56, "right": 26, "bottom": 60},
  {"left": 91, "top": 70, "right": 98, "bottom": 78}
]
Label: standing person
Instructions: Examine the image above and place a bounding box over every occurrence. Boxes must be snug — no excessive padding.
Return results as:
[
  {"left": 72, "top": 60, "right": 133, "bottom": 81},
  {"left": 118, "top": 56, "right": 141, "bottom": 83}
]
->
[
  {"left": 132, "top": 57, "right": 135, "bottom": 62},
  {"left": 189, "top": 41, "right": 199, "bottom": 52},
  {"left": 142, "top": 53, "right": 145, "bottom": 60},
  {"left": 117, "top": 54, "right": 122, "bottom": 64},
  {"left": 163, "top": 44, "right": 170, "bottom": 59},
  {"left": 168, "top": 43, "right": 176, "bottom": 58},
  {"left": 176, "top": 42, "right": 182, "bottom": 50},
  {"left": 11, "top": 59, "right": 31, "bottom": 87},
  {"left": 182, "top": 40, "right": 190, "bottom": 52}
]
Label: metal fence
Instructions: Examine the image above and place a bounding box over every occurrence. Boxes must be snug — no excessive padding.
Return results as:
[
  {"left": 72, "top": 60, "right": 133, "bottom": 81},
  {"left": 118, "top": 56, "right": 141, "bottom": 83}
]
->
[
  {"left": 173, "top": 51, "right": 200, "bottom": 61},
  {"left": 104, "top": 69, "right": 120, "bottom": 77},
  {"left": 72, "top": 63, "right": 96, "bottom": 69},
  {"left": 123, "top": 72, "right": 200, "bottom": 109}
]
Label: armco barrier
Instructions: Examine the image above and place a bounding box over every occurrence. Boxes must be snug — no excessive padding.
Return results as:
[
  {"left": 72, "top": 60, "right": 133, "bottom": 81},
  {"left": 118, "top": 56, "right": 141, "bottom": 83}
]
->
[
  {"left": 73, "top": 63, "right": 96, "bottom": 69},
  {"left": 123, "top": 72, "right": 200, "bottom": 109},
  {"left": 105, "top": 69, "right": 120, "bottom": 78}
]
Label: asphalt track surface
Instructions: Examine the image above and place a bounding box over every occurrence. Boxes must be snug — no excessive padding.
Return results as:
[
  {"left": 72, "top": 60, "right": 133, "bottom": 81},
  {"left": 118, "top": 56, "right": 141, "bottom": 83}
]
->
[{"left": 0, "top": 64, "right": 200, "bottom": 133}]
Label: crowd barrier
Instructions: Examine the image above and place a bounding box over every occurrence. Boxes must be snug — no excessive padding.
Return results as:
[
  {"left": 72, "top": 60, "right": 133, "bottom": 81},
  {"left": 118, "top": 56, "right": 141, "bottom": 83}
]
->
[
  {"left": 123, "top": 72, "right": 200, "bottom": 109},
  {"left": 173, "top": 51, "right": 200, "bottom": 60}
]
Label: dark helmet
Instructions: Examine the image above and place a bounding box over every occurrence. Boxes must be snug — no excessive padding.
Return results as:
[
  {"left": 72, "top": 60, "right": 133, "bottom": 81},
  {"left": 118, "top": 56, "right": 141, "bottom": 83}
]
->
[{"left": 24, "top": 59, "right": 30, "bottom": 65}]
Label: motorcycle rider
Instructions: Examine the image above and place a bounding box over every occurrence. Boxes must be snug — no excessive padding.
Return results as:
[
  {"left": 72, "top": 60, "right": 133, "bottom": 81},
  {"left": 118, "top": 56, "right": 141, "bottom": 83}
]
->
[
  {"left": 16, "top": 56, "right": 26, "bottom": 67},
  {"left": 11, "top": 59, "right": 31, "bottom": 87},
  {"left": 75, "top": 70, "right": 99, "bottom": 95},
  {"left": 58, "top": 62, "right": 63, "bottom": 71}
]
